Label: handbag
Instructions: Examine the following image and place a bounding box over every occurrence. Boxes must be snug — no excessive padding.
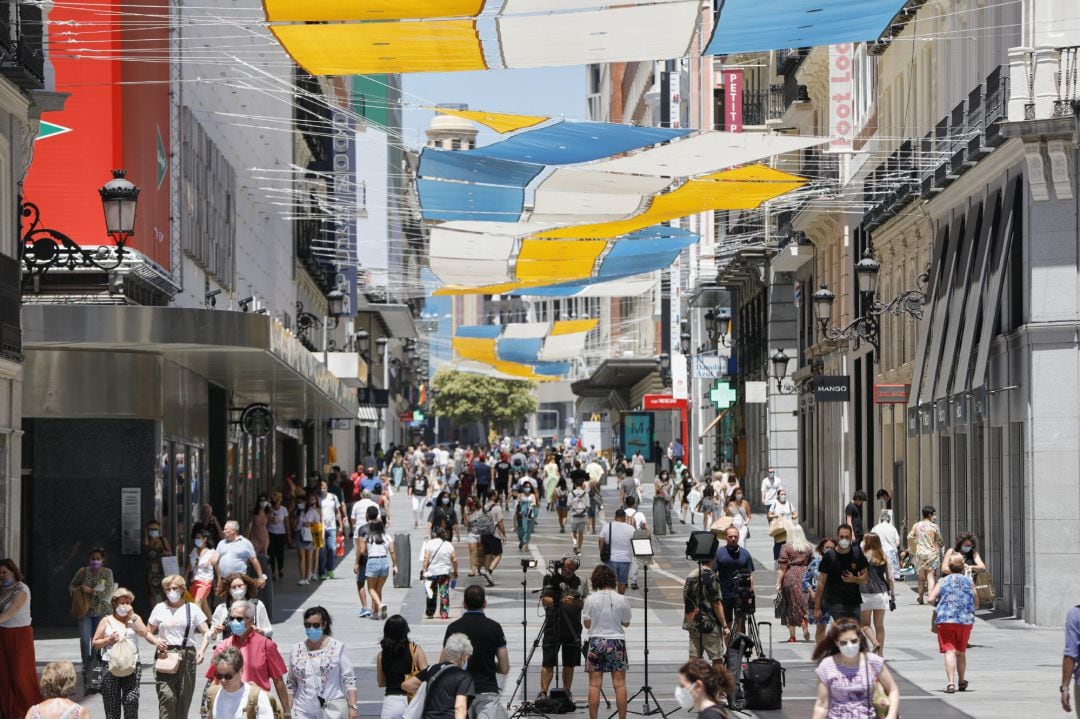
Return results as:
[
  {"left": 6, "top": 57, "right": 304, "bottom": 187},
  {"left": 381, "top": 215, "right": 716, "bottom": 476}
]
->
[
  {"left": 335, "top": 531, "right": 346, "bottom": 558},
  {"left": 767, "top": 518, "right": 787, "bottom": 540},
  {"left": 930, "top": 609, "right": 938, "bottom": 634},
  {"left": 404, "top": 643, "right": 420, "bottom": 700},
  {"left": 105, "top": 619, "right": 138, "bottom": 677},
  {"left": 71, "top": 586, "right": 90, "bottom": 621},
  {"left": 599, "top": 522, "right": 612, "bottom": 563},
  {"left": 154, "top": 603, "right": 191, "bottom": 675},
  {"left": 973, "top": 571, "right": 996, "bottom": 607},
  {"left": 773, "top": 593, "right": 787, "bottom": 623}
]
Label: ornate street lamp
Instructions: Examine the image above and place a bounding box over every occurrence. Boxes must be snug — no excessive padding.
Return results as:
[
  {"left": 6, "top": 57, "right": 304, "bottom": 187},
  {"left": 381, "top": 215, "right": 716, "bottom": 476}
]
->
[
  {"left": 770, "top": 348, "right": 798, "bottom": 394},
  {"left": 21, "top": 169, "right": 141, "bottom": 281}
]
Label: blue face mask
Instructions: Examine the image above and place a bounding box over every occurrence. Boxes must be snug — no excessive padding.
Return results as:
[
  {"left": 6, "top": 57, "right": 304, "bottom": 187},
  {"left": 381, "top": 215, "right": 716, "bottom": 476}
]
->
[
  {"left": 305, "top": 627, "right": 324, "bottom": 643},
  {"left": 228, "top": 620, "right": 248, "bottom": 637},
  {"left": 1, "top": 578, "right": 13, "bottom": 588}
]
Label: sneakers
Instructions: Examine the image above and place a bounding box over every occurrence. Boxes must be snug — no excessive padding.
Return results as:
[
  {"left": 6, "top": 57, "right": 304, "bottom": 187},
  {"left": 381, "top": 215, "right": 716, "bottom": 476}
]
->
[
  {"left": 381, "top": 606, "right": 388, "bottom": 619},
  {"left": 357, "top": 608, "right": 372, "bottom": 618},
  {"left": 325, "top": 571, "right": 336, "bottom": 579},
  {"left": 298, "top": 579, "right": 310, "bottom": 586},
  {"left": 318, "top": 574, "right": 328, "bottom": 581},
  {"left": 630, "top": 581, "right": 640, "bottom": 591}
]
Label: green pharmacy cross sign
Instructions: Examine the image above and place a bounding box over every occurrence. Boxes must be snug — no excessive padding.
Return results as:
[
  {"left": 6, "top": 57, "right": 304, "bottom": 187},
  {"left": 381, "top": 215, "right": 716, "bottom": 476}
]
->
[{"left": 710, "top": 381, "right": 737, "bottom": 410}]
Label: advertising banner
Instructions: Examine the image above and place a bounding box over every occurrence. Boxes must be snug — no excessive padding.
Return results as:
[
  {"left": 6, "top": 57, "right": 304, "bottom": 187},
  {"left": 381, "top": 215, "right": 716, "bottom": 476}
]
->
[
  {"left": 620, "top": 412, "right": 655, "bottom": 461},
  {"left": 724, "top": 68, "right": 743, "bottom": 132},
  {"left": 814, "top": 375, "right": 850, "bottom": 402},
  {"left": 828, "top": 43, "right": 855, "bottom": 151}
]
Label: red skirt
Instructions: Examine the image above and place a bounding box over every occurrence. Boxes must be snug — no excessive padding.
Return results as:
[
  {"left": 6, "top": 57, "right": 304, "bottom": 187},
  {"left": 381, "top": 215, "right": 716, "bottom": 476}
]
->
[{"left": 0, "top": 625, "right": 43, "bottom": 718}]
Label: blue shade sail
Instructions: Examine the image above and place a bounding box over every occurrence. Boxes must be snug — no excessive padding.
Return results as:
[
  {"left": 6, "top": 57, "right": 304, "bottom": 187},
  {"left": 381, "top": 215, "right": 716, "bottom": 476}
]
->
[
  {"left": 497, "top": 337, "right": 544, "bottom": 364},
  {"left": 417, "top": 178, "right": 524, "bottom": 222},
  {"left": 532, "top": 361, "right": 572, "bottom": 376},
  {"left": 418, "top": 147, "right": 544, "bottom": 187},
  {"left": 597, "top": 227, "right": 698, "bottom": 279},
  {"left": 469, "top": 120, "right": 692, "bottom": 166},
  {"left": 706, "top": 0, "right": 906, "bottom": 55},
  {"left": 456, "top": 325, "right": 504, "bottom": 339}
]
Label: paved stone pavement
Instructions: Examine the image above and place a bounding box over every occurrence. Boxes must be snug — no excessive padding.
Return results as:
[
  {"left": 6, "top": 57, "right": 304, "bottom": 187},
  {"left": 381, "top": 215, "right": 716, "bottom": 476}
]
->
[{"left": 35, "top": 474, "right": 1067, "bottom": 718}]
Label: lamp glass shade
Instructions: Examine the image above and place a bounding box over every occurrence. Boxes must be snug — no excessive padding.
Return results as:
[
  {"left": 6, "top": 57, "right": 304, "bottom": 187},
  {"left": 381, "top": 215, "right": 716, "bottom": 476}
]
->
[
  {"left": 812, "top": 286, "right": 835, "bottom": 322},
  {"left": 855, "top": 254, "right": 881, "bottom": 295},
  {"left": 355, "top": 330, "right": 370, "bottom": 352},
  {"left": 99, "top": 169, "right": 140, "bottom": 236},
  {"left": 376, "top": 337, "right": 389, "bottom": 351},
  {"left": 771, "top": 349, "right": 791, "bottom": 381},
  {"left": 680, "top": 332, "right": 692, "bottom": 354},
  {"left": 327, "top": 290, "right": 345, "bottom": 317}
]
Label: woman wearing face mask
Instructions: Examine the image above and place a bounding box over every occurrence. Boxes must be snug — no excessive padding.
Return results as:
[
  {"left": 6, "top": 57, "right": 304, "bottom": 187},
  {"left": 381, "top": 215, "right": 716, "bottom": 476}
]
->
[
  {"left": 69, "top": 547, "right": 116, "bottom": 676},
  {"left": 266, "top": 492, "right": 289, "bottom": 581},
  {"left": 941, "top": 533, "right": 986, "bottom": 577},
  {"left": 144, "top": 520, "right": 172, "bottom": 607},
  {"left": 674, "top": 658, "right": 736, "bottom": 718},
  {"left": 730, "top": 487, "right": 752, "bottom": 535},
  {"left": 428, "top": 490, "right": 459, "bottom": 542},
  {"left": 0, "top": 558, "right": 43, "bottom": 718},
  {"left": 811, "top": 618, "right": 900, "bottom": 719},
  {"left": 767, "top": 490, "right": 797, "bottom": 562},
  {"left": 515, "top": 483, "right": 539, "bottom": 550},
  {"left": 928, "top": 555, "right": 977, "bottom": 693},
  {"left": 285, "top": 607, "right": 358, "bottom": 719},
  {"left": 187, "top": 530, "right": 218, "bottom": 618},
  {"left": 906, "top": 506, "right": 944, "bottom": 604},
  {"left": 208, "top": 573, "right": 272, "bottom": 644},
  {"left": 246, "top": 495, "right": 272, "bottom": 563},
  {"left": 296, "top": 494, "right": 321, "bottom": 586},
  {"left": 92, "top": 587, "right": 152, "bottom": 719},
  {"left": 420, "top": 528, "right": 458, "bottom": 619},
  {"left": 776, "top": 523, "right": 814, "bottom": 643},
  {"left": 146, "top": 575, "right": 211, "bottom": 719},
  {"left": 803, "top": 538, "right": 836, "bottom": 643},
  {"left": 678, "top": 470, "right": 694, "bottom": 524}
]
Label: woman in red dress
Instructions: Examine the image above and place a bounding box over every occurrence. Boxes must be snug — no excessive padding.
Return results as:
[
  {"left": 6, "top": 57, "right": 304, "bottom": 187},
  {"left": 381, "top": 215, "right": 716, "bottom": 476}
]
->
[{"left": 0, "top": 558, "right": 43, "bottom": 718}]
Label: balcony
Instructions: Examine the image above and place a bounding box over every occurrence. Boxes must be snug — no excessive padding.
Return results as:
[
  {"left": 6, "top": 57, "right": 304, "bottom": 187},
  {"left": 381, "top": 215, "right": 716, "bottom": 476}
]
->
[
  {"left": 716, "top": 86, "right": 785, "bottom": 128},
  {"left": 0, "top": 253, "right": 21, "bottom": 362},
  {"left": 1008, "top": 46, "right": 1078, "bottom": 122},
  {"left": 0, "top": 2, "right": 45, "bottom": 91}
]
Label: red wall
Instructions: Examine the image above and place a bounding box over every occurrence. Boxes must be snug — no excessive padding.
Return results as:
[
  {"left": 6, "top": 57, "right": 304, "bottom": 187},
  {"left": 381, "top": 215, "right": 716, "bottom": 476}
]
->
[{"left": 23, "top": 0, "right": 171, "bottom": 270}]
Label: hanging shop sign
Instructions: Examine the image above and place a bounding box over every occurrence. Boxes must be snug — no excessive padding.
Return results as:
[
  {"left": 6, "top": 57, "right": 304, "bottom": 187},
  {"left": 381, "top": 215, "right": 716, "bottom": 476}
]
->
[
  {"left": 814, "top": 375, "right": 850, "bottom": 402},
  {"left": 873, "top": 383, "right": 909, "bottom": 403},
  {"left": 828, "top": 43, "right": 855, "bottom": 151},
  {"left": 240, "top": 403, "right": 274, "bottom": 437},
  {"left": 643, "top": 394, "right": 687, "bottom": 411},
  {"left": 725, "top": 67, "right": 743, "bottom": 132},
  {"left": 691, "top": 355, "right": 725, "bottom": 379}
]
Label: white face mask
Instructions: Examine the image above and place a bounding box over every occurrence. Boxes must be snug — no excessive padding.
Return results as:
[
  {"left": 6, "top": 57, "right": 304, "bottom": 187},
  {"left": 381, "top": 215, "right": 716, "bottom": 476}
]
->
[
  {"left": 838, "top": 641, "right": 861, "bottom": 658},
  {"left": 230, "top": 588, "right": 247, "bottom": 600},
  {"left": 166, "top": 590, "right": 182, "bottom": 603},
  {"left": 115, "top": 604, "right": 132, "bottom": 617},
  {"left": 838, "top": 538, "right": 851, "bottom": 550},
  {"left": 674, "top": 686, "right": 696, "bottom": 711}
]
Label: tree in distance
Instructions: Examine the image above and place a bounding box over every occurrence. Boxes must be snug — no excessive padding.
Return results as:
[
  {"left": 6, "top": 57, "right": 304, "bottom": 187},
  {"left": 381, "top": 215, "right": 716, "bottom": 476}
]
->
[{"left": 429, "top": 369, "right": 538, "bottom": 438}]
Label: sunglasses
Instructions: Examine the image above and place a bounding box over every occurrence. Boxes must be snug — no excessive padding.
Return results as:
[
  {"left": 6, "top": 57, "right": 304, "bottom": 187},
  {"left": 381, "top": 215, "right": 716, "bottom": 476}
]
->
[
  {"left": 303, "top": 622, "right": 323, "bottom": 629},
  {"left": 217, "top": 672, "right": 236, "bottom": 681}
]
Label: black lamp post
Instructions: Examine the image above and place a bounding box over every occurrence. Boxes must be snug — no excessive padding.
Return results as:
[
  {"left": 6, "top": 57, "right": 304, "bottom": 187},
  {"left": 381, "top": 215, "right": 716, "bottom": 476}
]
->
[
  {"left": 770, "top": 348, "right": 798, "bottom": 394},
  {"left": 21, "top": 169, "right": 140, "bottom": 282}
]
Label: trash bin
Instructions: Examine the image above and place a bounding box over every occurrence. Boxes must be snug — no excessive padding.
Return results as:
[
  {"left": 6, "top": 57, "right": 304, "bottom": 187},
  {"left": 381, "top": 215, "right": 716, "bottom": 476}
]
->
[
  {"left": 393, "top": 533, "right": 411, "bottom": 588},
  {"left": 652, "top": 499, "right": 668, "bottom": 536}
]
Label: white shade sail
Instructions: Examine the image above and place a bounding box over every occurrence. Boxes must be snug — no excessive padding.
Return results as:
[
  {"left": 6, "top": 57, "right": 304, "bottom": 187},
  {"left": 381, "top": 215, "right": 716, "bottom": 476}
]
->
[
  {"left": 529, "top": 169, "right": 672, "bottom": 224},
  {"left": 501, "top": 0, "right": 689, "bottom": 12}
]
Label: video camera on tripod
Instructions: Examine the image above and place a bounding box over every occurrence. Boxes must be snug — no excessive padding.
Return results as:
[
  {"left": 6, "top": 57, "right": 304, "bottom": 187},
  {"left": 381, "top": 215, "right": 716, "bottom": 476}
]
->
[{"left": 734, "top": 569, "right": 756, "bottom": 615}]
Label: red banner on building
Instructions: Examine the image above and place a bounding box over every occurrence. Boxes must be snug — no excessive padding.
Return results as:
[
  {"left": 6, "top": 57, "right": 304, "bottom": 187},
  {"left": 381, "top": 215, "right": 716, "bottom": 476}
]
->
[
  {"left": 643, "top": 394, "right": 687, "bottom": 410},
  {"left": 724, "top": 68, "right": 743, "bottom": 132},
  {"left": 873, "top": 384, "right": 910, "bottom": 404}
]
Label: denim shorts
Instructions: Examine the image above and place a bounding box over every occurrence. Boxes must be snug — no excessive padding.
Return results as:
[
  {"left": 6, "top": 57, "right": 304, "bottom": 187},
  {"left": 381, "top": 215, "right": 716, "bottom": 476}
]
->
[
  {"left": 607, "top": 561, "right": 631, "bottom": 585},
  {"left": 366, "top": 556, "right": 390, "bottom": 578}
]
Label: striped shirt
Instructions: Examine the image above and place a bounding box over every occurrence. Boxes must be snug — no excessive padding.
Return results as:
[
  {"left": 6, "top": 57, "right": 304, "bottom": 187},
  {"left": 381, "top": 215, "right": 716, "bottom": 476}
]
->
[{"left": 814, "top": 653, "right": 884, "bottom": 719}]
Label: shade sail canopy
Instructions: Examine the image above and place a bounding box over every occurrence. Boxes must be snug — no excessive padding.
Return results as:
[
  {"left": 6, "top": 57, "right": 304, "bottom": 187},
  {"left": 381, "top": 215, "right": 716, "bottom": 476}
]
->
[
  {"left": 515, "top": 239, "right": 608, "bottom": 283},
  {"left": 502, "top": 0, "right": 689, "bottom": 12},
  {"left": 429, "top": 226, "right": 516, "bottom": 284},
  {"left": 470, "top": 120, "right": 690, "bottom": 166},
  {"left": 516, "top": 275, "right": 659, "bottom": 297},
  {"left": 497, "top": 2, "right": 700, "bottom": 69},
  {"left": 452, "top": 337, "right": 560, "bottom": 381},
  {"left": 264, "top": 0, "right": 485, "bottom": 21},
  {"left": 417, "top": 178, "right": 526, "bottom": 222},
  {"left": 419, "top": 148, "right": 543, "bottom": 186},
  {"left": 537, "top": 165, "right": 808, "bottom": 239},
  {"left": 452, "top": 320, "right": 598, "bottom": 378},
  {"left": 423, "top": 108, "right": 549, "bottom": 133},
  {"left": 270, "top": 20, "right": 486, "bottom": 75},
  {"left": 530, "top": 169, "right": 672, "bottom": 224},
  {"left": 706, "top": 0, "right": 907, "bottom": 56}
]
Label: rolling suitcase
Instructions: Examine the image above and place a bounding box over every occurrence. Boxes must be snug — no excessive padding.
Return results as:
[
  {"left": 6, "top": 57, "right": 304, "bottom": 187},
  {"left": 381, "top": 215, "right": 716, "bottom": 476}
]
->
[
  {"left": 393, "top": 533, "right": 411, "bottom": 588},
  {"left": 743, "top": 621, "right": 785, "bottom": 710}
]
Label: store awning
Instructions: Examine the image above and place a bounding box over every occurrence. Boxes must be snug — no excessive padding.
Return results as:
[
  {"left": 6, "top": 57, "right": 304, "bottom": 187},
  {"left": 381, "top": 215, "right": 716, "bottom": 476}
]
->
[
  {"left": 572, "top": 358, "right": 659, "bottom": 397},
  {"left": 358, "top": 303, "right": 418, "bottom": 339},
  {"left": 698, "top": 408, "right": 731, "bottom": 438},
  {"left": 357, "top": 406, "right": 380, "bottom": 427},
  {"left": 22, "top": 305, "right": 359, "bottom": 420}
]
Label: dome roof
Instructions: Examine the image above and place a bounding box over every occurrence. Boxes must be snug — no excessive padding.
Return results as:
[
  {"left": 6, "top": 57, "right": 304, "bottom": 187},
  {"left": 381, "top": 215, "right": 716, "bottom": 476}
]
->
[{"left": 427, "top": 113, "right": 478, "bottom": 135}]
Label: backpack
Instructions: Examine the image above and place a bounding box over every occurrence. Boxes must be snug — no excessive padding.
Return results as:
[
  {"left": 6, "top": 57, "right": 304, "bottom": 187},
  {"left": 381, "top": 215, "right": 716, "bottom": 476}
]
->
[
  {"left": 403, "top": 663, "right": 456, "bottom": 719},
  {"left": 204, "top": 684, "right": 285, "bottom": 719},
  {"left": 569, "top": 490, "right": 588, "bottom": 517},
  {"left": 105, "top": 619, "right": 138, "bottom": 677},
  {"left": 471, "top": 508, "right": 496, "bottom": 536}
]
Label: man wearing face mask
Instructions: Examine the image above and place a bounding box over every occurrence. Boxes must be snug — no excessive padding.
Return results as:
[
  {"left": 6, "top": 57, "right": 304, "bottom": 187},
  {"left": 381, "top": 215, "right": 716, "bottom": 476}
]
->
[
  {"left": 713, "top": 526, "right": 756, "bottom": 628},
  {"left": 205, "top": 601, "right": 290, "bottom": 716},
  {"left": 813, "top": 524, "right": 869, "bottom": 623},
  {"left": 214, "top": 521, "right": 266, "bottom": 590},
  {"left": 760, "top": 468, "right": 782, "bottom": 515}
]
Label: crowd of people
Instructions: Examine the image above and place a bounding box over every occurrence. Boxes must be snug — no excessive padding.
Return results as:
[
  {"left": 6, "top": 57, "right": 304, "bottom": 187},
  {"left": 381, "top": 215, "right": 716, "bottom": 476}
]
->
[{"left": 2, "top": 439, "right": 1070, "bottom": 719}]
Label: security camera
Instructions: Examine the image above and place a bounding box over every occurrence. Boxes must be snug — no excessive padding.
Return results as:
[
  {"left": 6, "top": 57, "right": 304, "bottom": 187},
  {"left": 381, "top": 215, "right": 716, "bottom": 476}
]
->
[
  {"left": 205, "top": 289, "right": 222, "bottom": 307},
  {"left": 238, "top": 296, "right": 254, "bottom": 312}
]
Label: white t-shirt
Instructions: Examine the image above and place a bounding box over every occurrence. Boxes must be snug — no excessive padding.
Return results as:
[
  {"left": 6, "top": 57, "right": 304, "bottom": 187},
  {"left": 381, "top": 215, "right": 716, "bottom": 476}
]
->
[
  {"left": 624, "top": 508, "right": 648, "bottom": 531},
  {"left": 760, "top": 476, "right": 783, "bottom": 506},
  {"left": 583, "top": 589, "right": 632, "bottom": 639},
  {"left": 100, "top": 616, "right": 139, "bottom": 664},
  {"left": 601, "top": 521, "right": 636, "bottom": 563},
  {"left": 190, "top": 548, "right": 216, "bottom": 583},
  {"left": 214, "top": 685, "right": 274, "bottom": 719},
  {"left": 216, "top": 537, "right": 257, "bottom": 577},
  {"left": 585, "top": 462, "right": 604, "bottom": 483},
  {"left": 769, "top": 500, "right": 795, "bottom": 519},
  {"left": 148, "top": 602, "right": 207, "bottom": 647},
  {"left": 320, "top": 494, "right": 341, "bottom": 531},
  {"left": 422, "top": 538, "right": 455, "bottom": 576},
  {"left": 267, "top": 506, "right": 288, "bottom": 536},
  {"left": 871, "top": 521, "right": 901, "bottom": 553},
  {"left": 351, "top": 499, "right": 379, "bottom": 532}
]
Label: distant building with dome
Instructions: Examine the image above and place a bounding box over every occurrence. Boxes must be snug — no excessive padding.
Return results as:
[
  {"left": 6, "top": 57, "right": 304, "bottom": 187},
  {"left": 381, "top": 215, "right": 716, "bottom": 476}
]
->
[{"left": 425, "top": 111, "right": 478, "bottom": 150}]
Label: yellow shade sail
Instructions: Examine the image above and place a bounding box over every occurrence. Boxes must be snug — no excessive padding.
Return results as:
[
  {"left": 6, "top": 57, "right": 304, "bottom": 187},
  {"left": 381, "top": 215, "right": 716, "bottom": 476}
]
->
[
  {"left": 263, "top": 0, "right": 485, "bottom": 21},
  {"left": 536, "top": 165, "right": 806, "bottom": 239},
  {"left": 451, "top": 338, "right": 555, "bottom": 381},
  {"left": 270, "top": 20, "right": 487, "bottom": 76},
  {"left": 425, "top": 108, "right": 550, "bottom": 134},
  {"left": 551, "top": 319, "right": 599, "bottom": 336},
  {"left": 515, "top": 239, "right": 607, "bottom": 282}
]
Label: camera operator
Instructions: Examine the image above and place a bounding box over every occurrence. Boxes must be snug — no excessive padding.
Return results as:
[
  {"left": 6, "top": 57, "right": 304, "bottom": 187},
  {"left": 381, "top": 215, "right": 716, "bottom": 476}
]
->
[
  {"left": 539, "top": 556, "right": 588, "bottom": 702},
  {"left": 683, "top": 559, "right": 729, "bottom": 662},
  {"left": 714, "top": 525, "right": 756, "bottom": 628}
]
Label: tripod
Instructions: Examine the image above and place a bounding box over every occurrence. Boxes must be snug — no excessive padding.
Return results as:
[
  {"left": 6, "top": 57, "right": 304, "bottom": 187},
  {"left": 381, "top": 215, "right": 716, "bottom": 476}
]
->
[
  {"left": 508, "top": 564, "right": 548, "bottom": 719},
  {"left": 615, "top": 563, "right": 672, "bottom": 719}
]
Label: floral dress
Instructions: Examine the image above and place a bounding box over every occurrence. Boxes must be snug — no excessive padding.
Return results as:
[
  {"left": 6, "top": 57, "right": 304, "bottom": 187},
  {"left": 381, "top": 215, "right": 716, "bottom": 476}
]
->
[
  {"left": 907, "top": 520, "right": 944, "bottom": 571},
  {"left": 778, "top": 545, "right": 812, "bottom": 626},
  {"left": 286, "top": 638, "right": 357, "bottom": 719},
  {"left": 802, "top": 556, "right": 831, "bottom": 625}
]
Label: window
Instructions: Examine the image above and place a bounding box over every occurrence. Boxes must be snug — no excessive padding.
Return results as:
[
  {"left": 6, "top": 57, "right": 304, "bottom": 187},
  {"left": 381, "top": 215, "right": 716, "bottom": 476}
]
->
[{"left": 451, "top": 139, "right": 462, "bottom": 150}]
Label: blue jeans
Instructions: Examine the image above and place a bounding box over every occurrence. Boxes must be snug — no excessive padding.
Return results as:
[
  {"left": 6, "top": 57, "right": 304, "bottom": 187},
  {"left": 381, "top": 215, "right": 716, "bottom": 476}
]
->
[
  {"left": 319, "top": 528, "right": 337, "bottom": 576},
  {"left": 607, "top": 561, "right": 631, "bottom": 586},
  {"left": 79, "top": 614, "right": 103, "bottom": 665}
]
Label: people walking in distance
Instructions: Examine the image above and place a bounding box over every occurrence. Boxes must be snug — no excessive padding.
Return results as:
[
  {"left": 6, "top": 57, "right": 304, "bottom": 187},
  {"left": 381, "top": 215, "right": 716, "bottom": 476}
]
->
[
  {"left": 1061, "top": 603, "right": 1080, "bottom": 716},
  {"left": 859, "top": 533, "right": 896, "bottom": 655},
  {"left": 599, "top": 508, "right": 636, "bottom": 594},
  {"left": 544, "top": 454, "right": 561, "bottom": 509},
  {"left": 0, "top": 558, "right": 43, "bottom": 718},
  {"left": 144, "top": 519, "right": 173, "bottom": 607},
  {"left": 760, "top": 468, "right": 783, "bottom": 514},
  {"left": 285, "top": 607, "right": 356, "bottom": 719},
  {"left": 845, "top": 490, "right": 869, "bottom": 543},
  {"left": 907, "top": 506, "right": 944, "bottom": 604},
  {"left": 776, "top": 523, "right": 814, "bottom": 643},
  {"left": 941, "top": 532, "right": 987, "bottom": 576},
  {"left": 293, "top": 494, "right": 317, "bottom": 585},
  {"left": 376, "top": 615, "right": 429, "bottom": 719},
  {"left": 408, "top": 467, "right": 431, "bottom": 528},
  {"left": 476, "top": 497, "right": 506, "bottom": 585},
  {"left": 266, "top": 492, "right": 289, "bottom": 581},
  {"left": 730, "top": 485, "right": 752, "bottom": 538},
  {"left": 359, "top": 520, "right": 397, "bottom": 620},
  {"left": 767, "top": 490, "right": 797, "bottom": 562},
  {"left": 402, "top": 633, "right": 476, "bottom": 719},
  {"left": 420, "top": 527, "right": 458, "bottom": 619},
  {"left": 443, "top": 586, "right": 510, "bottom": 719},
  {"left": 23, "top": 661, "right": 90, "bottom": 719},
  {"left": 721, "top": 499, "right": 748, "bottom": 547},
  {"left": 675, "top": 658, "right": 736, "bottom": 719},
  {"left": 678, "top": 469, "right": 695, "bottom": 525},
  {"left": 205, "top": 600, "right": 290, "bottom": 714},
  {"left": 870, "top": 511, "right": 901, "bottom": 580},
  {"left": 683, "top": 558, "right": 728, "bottom": 662},
  {"left": 803, "top": 538, "right": 836, "bottom": 643},
  {"left": 69, "top": 547, "right": 116, "bottom": 672},
  {"left": 146, "top": 575, "right": 211, "bottom": 719},
  {"left": 928, "top": 555, "right": 977, "bottom": 694},
  {"left": 92, "top": 587, "right": 152, "bottom": 719},
  {"left": 188, "top": 529, "right": 218, "bottom": 618},
  {"left": 494, "top": 452, "right": 513, "bottom": 509},
  {"left": 583, "top": 564, "right": 632, "bottom": 719},
  {"left": 352, "top": 505, "right": 379, "bottom": 618},
  {"left": 713, "top": 526, "right": 756, "bottom": 629},
  {"left": 699, "top": 484, "right": 718, "bottom": 530},
  {"left": 588, "top": 469, "right": 604, "bottom": 533},
  {"left": 568, "top": 477, "right": 591, "bottom": 555},
  {"left": 811, "top": 618, "right": 900, "bottom": 719},
  {"left": 209, "top": 573, "right": 273, "bottom": 643},
  {"left": 617, "top": 468, "right": 638, "bottom": 510},
  {"left": 554, "top": 476, "right": 570, "bottom": 533},
  {"left": 813, "top": 524, "right": 868, "bottom": 623},
  {"left": 654, "top": 469, "right": 676, "bottom": 533},
  {"left": 317, "top": 480, "right": 345, "bottom": 580},
  {"left": 201, "top": 647, "right": 276, "bottom": 719},
  {"left": 515, "top": 484, "right": 539, "bottom": 550},
  {"left": 246, "top": 494, "right": 271, "bottom": 577},
  {"left": 429, "top": 490, "right": 460, "bottom": 542}
]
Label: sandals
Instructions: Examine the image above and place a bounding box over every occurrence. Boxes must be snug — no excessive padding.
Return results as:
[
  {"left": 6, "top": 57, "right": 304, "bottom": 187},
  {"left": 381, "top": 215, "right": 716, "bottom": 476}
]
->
[
  {"left": 958, "top": 680, "right": 969, "bottom": 692},
  {"left": 917, "top": 596, "right": 925, "bottom": 605},
  {"left": 945, "top": 684, "right": 956, "bottom": 694}
]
